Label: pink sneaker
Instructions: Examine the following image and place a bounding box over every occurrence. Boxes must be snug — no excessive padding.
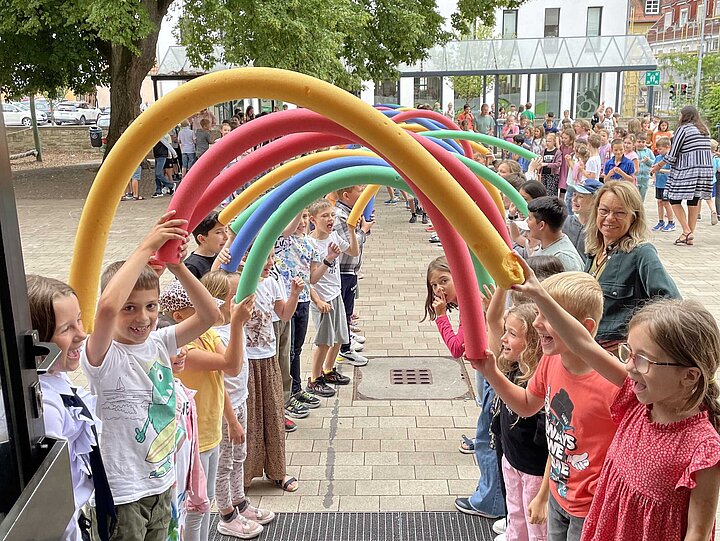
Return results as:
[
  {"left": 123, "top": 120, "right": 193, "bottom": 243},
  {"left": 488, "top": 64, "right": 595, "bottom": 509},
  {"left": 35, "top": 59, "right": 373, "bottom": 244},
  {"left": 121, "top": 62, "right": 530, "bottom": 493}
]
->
[
  {"left": 239, "top": 502, "right": 276, "bottom": 525},
  {"left": 216, "top": 515, "right": 263, "bottom": 539}
]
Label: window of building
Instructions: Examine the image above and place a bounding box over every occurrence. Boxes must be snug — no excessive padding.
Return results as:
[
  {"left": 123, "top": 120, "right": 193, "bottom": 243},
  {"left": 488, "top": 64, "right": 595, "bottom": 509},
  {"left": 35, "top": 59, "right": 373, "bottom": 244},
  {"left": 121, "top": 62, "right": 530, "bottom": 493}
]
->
[
  {"left": 664, "top": 11, "right": 672, "bottom": 28},
  {"left": 497, "top": 75, "right": 522, "bottom": 112},
  {"left": 374, "top": 79, "right": 399, "bottom": 105},
  {"left": 413, "top": 77, "right": 442, "bottom": 106},
  {"left": 679, "top": 8, "right": 689, "bottom": 26},
  {"left": 587, "top": 7, "right": 603, "bottom": 36},
  {"left": 502, "top": 10, "right": 518, "bottom": 39},
  {"left": 535, "top": 74, "right": 562, "bottom": 117},
  {"left": 645, "top": 0, "right": 660, "bottom": 14},
  {"left": 575, "top": 72, "right": 601, "bottom": 118},
  {"left": 544, "top": 8, "right": 560, "bottom": 38}
]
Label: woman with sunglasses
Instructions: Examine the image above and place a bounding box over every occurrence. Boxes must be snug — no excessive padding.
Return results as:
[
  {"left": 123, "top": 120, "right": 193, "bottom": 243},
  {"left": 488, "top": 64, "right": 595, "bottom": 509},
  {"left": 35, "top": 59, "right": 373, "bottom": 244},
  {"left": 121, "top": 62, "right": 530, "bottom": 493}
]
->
[
  {"left": 512, "top": 259, "right": 720, "bottom": 541},
  {"left": 584, "top": 181, "right": 680, "bottom": 352}
]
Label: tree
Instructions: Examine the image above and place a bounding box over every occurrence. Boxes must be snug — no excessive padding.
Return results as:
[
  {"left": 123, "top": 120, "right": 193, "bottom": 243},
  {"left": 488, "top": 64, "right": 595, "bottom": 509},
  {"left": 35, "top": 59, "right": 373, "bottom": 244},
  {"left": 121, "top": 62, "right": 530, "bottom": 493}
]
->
[
  {"left": 451, "top": 0, "right": 527, "bottom": 36},
  {"left": 0, "top": 0, "right": 173, "bottom": 154},
  {"left": 658, "top": 51, "right": 720, "bottom": 127},
  {"left": 451, "top": 77, "right": 484, "bottom": 104}
]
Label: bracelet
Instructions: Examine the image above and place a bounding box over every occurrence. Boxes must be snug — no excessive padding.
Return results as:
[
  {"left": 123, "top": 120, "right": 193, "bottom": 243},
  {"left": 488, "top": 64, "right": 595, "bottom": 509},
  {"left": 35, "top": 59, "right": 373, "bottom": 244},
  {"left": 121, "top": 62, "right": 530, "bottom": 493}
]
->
[{"left": 322, "top": 258, "right": 333, "bottom": 267}]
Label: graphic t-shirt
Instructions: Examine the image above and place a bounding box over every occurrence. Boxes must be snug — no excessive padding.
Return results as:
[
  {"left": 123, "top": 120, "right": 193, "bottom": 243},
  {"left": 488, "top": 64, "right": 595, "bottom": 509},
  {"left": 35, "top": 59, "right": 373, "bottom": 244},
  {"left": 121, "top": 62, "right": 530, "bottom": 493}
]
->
[
  {"left": 309, "top": 231, "right": 350, "bottom": 301},
  {"left": 215, "top": 324, "right": 248, "bottom": 407},
  {"left": 80, "top": 326, "right": 178, "bottom": 505},
  {"left": 274, "top": 234, "right": 319, "bottom": 303},
  {"left": 527, "top": 354, "right": 618, "bottom": 517},
  {"left": 246, "top": 277, "right": 283, "bottom": 359},
  {"left": 179, "top": 329, "right": 225, "bottom": 452}
]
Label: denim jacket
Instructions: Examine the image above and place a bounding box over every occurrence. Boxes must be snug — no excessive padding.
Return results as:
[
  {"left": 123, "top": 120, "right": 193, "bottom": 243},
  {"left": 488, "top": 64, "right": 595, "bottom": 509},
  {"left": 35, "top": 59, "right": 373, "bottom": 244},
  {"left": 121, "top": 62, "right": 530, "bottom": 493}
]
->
[{"left": 585, "top": 243, "right": 680, "bottom": 342}]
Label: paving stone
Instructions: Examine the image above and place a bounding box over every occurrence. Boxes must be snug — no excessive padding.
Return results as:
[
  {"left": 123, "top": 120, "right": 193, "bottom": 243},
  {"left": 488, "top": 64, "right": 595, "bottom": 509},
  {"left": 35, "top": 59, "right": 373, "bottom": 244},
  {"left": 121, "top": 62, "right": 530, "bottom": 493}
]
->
[
  {"left": 414, "top": 464, "right": 461, "bottom": 480},
  {"left": 364, "top": 452, "right": 399, "bottom": 465},
  {"left": 338, "top": 495, "right": 380, "bottom": 512},
  {"left": 319, "top": 451, "right": 365, "bottom": 466},
  {"left": 398, "top": 452, "right": 436, "bottom": 465},
  {"left": 353, "top": 416, "right": 380, "bottom": 428},
  {"left": 313, "top": 439, "right": 353, "bottom": 452},
  {"left": 318, "top": 480, "right": 358, "bottom": 496},
  {"left": 298, "top": 495, "right": 340, "bottom": 512},
  {"left": 362, "top": 427, "right": 408, "bottom": 440},
  {"left": 400, "top": 480, "right": 449, "bottom": 496},
  {"left": 408, "top": 427, "right": 447, "bottom": 440},
  {"left": 423, "top": 495, "right": 458, "bottom": 511},
  {"left": 355, "top": 480, "right": 400, "bottom": 496},
  {"left": 352, "top": 439, "right": 381, "bottom": 452},
  {"left": 372, "top": 466, "right": 416, "bottom": 480},
  {"left": 416, "top": 416, "right": 455, "bottom": 428},
  {"left": 433, "top": 452, "right": 476, "bottom": 465},
  {"left": 448, "top": 479, "right": 478, "bottom": 495},
  {"left": 257, "top": 495, "right": 300, "bottom": 512},
  {"left": 380, "top": 439, "right": 416, "bottom": 452},
  {"left": 379, "top": 496, "right": 425, "bottom": 511},
  {"left": 290, "top": 452, "right": 321, "bottom": 466}
]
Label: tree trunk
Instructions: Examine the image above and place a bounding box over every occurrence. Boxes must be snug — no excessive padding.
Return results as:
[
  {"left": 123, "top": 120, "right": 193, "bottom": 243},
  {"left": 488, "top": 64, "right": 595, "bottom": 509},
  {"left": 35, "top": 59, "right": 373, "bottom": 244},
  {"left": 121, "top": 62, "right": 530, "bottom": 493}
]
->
[{"left": 104, "top": 1, "right": 173, "bottom": 157}]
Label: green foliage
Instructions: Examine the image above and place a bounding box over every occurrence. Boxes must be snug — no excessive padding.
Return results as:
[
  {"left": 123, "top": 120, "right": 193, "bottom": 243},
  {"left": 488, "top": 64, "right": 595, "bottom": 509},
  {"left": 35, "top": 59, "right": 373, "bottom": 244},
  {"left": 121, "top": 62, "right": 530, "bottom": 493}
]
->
[
  {"left": 451, "top": 0, "right": 527, "bottom": 36},
  {"left": 179, "top": 0, "right": 453, "bottom": 91},
  {"left": 451, "top": 76, "right": 483, "bottom": 103},
  {"left": 658, "top": 52, "right": 720, "bottom": 126}
]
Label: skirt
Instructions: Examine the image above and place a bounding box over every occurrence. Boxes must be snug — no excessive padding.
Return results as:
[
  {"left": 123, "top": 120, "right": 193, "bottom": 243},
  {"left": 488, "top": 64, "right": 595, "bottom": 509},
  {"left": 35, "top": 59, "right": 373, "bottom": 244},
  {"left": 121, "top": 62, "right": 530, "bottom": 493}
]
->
[{"left": 244, "top": 356, "right": 286, "bottom": 486}]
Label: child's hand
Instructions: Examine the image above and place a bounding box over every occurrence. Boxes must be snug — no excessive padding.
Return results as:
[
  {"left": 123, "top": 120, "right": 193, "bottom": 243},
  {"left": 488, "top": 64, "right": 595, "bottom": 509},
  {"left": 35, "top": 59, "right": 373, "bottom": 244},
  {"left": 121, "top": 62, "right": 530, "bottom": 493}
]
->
[
  {"left": 509, "top": 253, "right": 543, "bottom": 298},
  {"left": 527, "top": 493, "right": 548, "bottom": 524},
  {"left": 315, "top": 300, "right": 332, "bottom": 313},
  {"left": 481, "top": 283, "right": 496, "bottom": 301},
  {"left": 165, "top": 236, "right": 190, "bottom": 272},
  {"left": 325, "top": 242, "right": 341, "bottom": 261},
  {"left": 148, "top": 252, "right": 167, "bottom": 277},
  {"left": 231, "top": 294, "right": 256, "bottom": 324},
  {"left": 228, "top": 420, "right": 245, "bottom": 444},
  {"left": 141, "top": 211, "right": 189, "bottom": 253},
  {"left": 217, "top": 246, "right": 232, "bottom": 265},
  {"left": 360, "top": 216, "right": 375, "bottom": 233},
  {"left": 432, "top": 289, "right": 447, "bottom": 317},
  {"left": 464, "top": 349, "right": 496, "bottom": 373},
  {"left": 290, "top": 276, "right": 304, "bottom": 295}
]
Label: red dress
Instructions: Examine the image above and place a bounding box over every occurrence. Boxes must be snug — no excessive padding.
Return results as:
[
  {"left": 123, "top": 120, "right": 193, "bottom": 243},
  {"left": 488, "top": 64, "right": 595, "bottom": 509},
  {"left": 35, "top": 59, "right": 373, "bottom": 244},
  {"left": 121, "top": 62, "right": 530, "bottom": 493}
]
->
[{"left": 581, "top": 378, "right": 720, "bottom": 541}]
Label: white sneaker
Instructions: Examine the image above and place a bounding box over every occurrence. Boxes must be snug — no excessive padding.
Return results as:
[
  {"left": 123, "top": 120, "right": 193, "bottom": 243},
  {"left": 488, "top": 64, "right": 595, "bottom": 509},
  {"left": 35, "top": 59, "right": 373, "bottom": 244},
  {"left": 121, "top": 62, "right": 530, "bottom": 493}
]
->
[
  {"left": 351, "top": 340, "right": 364, "bottom": 352},
  {"left": 217, "top": 515, "right": 263, "bottom": 539},
  {"left": 494, "top": 534, "right": 506, "bottom": 541},
  {"left": 338, "top": 350, "right": 368, "bottom": 366},
  {"left": 350, "top": 332, "right": 366, "bottom": 344},
  {"left": 492, "top": 518, "right": 507, "bottom": 534},
  {"left": 239, "top": 502, "right": 276, "bottom": 525}
]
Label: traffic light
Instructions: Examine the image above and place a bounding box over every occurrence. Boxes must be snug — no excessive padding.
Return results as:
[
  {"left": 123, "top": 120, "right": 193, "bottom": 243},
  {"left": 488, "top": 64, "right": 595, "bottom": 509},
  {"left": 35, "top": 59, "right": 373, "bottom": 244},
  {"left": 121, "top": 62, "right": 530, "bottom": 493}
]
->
[
  {"left": 669, "top": 84, "right": 676, "bottom": 100},
  {"left": 681, "top": 83, "right": 688, "bottom": 96}
]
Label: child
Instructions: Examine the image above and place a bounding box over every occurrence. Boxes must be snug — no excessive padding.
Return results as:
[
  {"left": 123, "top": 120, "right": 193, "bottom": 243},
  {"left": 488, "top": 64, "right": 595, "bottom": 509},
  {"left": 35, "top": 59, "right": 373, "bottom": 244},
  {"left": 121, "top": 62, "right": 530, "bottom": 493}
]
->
[
  {"left": 559, "top": 129, "right": 575, "bottom": 203},
  {"left": 27, "top": 276, "right": 116, "bottom": 541},
  {"left": 472, "top": 269, "right": 618, "bottom": 541},
  {"left": 503, "top": 116, "right": 520, "bottom": 144},
  {"left": 526, "top": 196, "right": 584, "bottom": 272},
  {"left": 422, "top": 257, "right": 506, "bottom": 520},
  {"left": 651, "top": 119, "right": 672, "bottom": 153},
  {"left": 635, "top": 136, "right": 655, "bottom": 202},
  {"left": 81, "top": 211, "right": 221, "bottom": 540},
  {"left": 540, "top": 133, "right": 562, "bottom": 197},
  {"left": 178, "top": 120, "right": 196, "bottom": 175},
  {"left": 486, "top": 289, "right": 547, "bottom": 541},
  {"left": 513, "top": 134, "right": 531, "bottom": 172},
  {"left": 651, "top": 137, "right": 675, "bottom": 232},
  {"left": 542, "top": 112, "right": 558, "bottom": 134},
  {"left": 194, "top": 118, "right": 212, "bottom": 159},
  {"left": 160, "top": 277, "right": 251, "bottom": 541},
  {"left": 152, "top": 134, "right": 177, "bottom": 198},
  {"left": 623, "top": 135, "right": 639, "bottom": 181},
  {"left": 603, "top": 139, "right": 635, "bottom": 183},
  {"left": 244, "top": 253, "right": 304, "bottom": 492},
  {"left": 531, "top": 126, "right": 546, "bottom": 157},
  {"left": 184, "top": 211, "right": 229, "bottom": 279},
  {"left": 597, "top": 129, "right": 611, "bottom": 178},
  {"left": 512, "top": 259, "right": 720, "bottom": 541},
  {"left": 307, "top": 198, "right": 360, "bottom": 397}
]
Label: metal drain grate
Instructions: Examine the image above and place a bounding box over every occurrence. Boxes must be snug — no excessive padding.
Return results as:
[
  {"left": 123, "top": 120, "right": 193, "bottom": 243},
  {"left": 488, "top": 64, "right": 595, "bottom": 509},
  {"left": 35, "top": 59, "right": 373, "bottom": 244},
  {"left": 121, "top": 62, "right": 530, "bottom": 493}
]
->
[
  {"left": 210, "top": 512, "right": 495, "bottom": 541},
  {"left": 390, "top": 368, "right": 432, "bottom": 385}
]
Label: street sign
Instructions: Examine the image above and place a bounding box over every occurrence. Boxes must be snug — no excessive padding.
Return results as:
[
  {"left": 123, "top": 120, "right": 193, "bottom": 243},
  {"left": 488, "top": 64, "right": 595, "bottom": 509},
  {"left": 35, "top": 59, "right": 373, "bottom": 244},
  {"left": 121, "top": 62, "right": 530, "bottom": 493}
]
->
[{"left": 645, "top": 70, "right": 661, "bottom": 86}]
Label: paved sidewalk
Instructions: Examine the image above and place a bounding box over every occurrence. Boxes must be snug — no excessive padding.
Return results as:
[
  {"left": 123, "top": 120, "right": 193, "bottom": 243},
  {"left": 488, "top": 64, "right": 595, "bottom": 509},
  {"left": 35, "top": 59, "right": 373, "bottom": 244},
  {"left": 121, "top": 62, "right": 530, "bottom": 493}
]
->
[{"left": 15, "top": 190, "right": 720, "bottom": 518}]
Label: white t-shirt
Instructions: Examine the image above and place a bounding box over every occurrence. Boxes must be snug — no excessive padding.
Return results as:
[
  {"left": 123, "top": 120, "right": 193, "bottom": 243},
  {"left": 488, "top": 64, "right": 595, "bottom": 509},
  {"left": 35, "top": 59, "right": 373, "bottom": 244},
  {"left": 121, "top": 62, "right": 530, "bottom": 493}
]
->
[
  {"left": 310, "top": 231, "right": 350, "bottom": 302},
  {"left": 80, "top": 326, "right": 177, "bottom": 505},
  {"left": 245, "top": 277, "right": 283, "bottom": 359},
  {"left": 172, "top": 379, "right": 192, "bottom": 539},
  {"left": 214, "top": 324, "right": 249, "bottom": 407},
  {"left": 583, "top": 155, "right": 602, "bottom": 182}
]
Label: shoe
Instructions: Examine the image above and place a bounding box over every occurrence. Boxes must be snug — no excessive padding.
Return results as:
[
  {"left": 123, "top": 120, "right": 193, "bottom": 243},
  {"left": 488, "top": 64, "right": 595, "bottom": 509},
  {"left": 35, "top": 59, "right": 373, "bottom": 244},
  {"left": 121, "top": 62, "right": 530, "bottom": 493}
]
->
[
  {"left": 121, "top": 194, "right": 134, "bottom": 201},
  {"left": 295, "top": 390, "right": 321, "bottom": 408},
  {"left": 421, "top": 213, "right": 429, "bottom": 225},
  {"left": 350, "top": 340, "right": 364, "bottom": 352},
  {"left": 337, "top": 350, "right": 368, "bottom": 366},
  {"left": 425, "top": 225, "right": 435, "bottom": 232},
  {"left": 323, "top": 367, "right": 351, "bottom": 385},
  {"left": 349, "top": 324, "right": 362, "bottom": 333},
  {"left": 429, "top": 235, "right": 441, "bottom": 244},
  {"left": 409, "top": 214, "right": 417, "bottom": 223},
  {"left": 151, "top": 193, "right": 164, "bottom": 198},
  {"left": 454, "top": 497, "right": 503, "bottom": 519},
  {"left": 713, "top": 212, "right": 718, "bottom": 225},
  {"left": 651, "top": 220, "right": 665, "bottom": 231},
  {"left": 494, "top": 535, "right": 506, "bottom": 541},
  {"left": 238, "top": 501, "right": 275, "bottom": 525},
  {"left": 284, "top": 418, "right": 297, "bottom": 432},
  {"left": 285, "top": 398, "right": 310, "bottom": 419},
  {"left": 384, "top": 198, "right": 399, "bottom": 204},
  {"left": 307, "top": 376, "right": 336, "bottom": 397},
  {"left": 350, "top": 332, "right": 365, "bottom": 344},
  {"left": 698, "top": 214, "right": 702, "bottom": 221},
  {"left": 662, "top": 221, "right": 676, "bottom": 232},
  {"left": 217, "top": 514, "right": 263, "bottom": 539},
  {"left": 492, "top": 518, "right": 507, "bottom": 534}
]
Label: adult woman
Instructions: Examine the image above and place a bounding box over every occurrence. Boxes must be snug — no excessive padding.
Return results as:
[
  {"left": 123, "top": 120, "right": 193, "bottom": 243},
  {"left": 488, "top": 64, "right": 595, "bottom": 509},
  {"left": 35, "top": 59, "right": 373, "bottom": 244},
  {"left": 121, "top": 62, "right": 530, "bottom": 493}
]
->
[
  {"left": 650, "top": 106, "right": 713, "bottom": 246},
  {"left": 585, "top": 181, "right": 680, "bottom": 350}
]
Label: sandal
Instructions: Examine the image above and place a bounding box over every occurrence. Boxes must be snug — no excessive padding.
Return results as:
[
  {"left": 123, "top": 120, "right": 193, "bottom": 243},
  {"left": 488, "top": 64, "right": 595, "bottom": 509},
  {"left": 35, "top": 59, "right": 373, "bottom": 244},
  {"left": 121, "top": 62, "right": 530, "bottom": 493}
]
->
[
  {"left": 134, "top": 195, "right": 145, "bottom": 200},
  {"left": 273, "top": 475, "right": 298, "bottom": 492},
  {"left": 459, "top": 435, "right": 475, "bottom": 454},
  {"left": 674, "top": 233, "right": 694, "bottom": 246}
]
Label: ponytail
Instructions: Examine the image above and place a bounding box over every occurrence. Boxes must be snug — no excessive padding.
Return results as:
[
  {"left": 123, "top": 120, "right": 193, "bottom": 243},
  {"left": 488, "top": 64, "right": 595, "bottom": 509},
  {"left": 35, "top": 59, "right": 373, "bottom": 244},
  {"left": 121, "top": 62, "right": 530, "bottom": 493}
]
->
[{"left": 703, "top": 378, "right": 720, "bottom": 433}]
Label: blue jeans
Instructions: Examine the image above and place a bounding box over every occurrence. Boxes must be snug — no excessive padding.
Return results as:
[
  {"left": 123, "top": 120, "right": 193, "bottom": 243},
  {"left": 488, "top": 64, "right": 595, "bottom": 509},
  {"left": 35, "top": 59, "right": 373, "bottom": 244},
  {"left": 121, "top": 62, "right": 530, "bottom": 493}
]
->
[
  {"left": 565, "top": 186, "right": 575, "bottom": 216},
  {"left": 468, "top": 374, "right": 506, "bottom": 517},
  {"left": 548, "top": 493, "right": 585, "bottom": 541},
  {"left": 182, "top": 152, "right": 196, "bottom": 171},
  {"left": 154, "top": 157, "right": 174, "bottom": 194}
]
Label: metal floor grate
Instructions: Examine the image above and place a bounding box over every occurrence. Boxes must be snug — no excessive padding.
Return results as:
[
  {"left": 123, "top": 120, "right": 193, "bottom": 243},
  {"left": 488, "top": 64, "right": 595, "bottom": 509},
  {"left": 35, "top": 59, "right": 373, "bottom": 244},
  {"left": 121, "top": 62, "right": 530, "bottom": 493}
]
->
[
  {"left": 210, "top": 512, "right": 495, "bottom": 541},
  {"left": 390, "top": 368, "right": 432, "bottom": 385}
]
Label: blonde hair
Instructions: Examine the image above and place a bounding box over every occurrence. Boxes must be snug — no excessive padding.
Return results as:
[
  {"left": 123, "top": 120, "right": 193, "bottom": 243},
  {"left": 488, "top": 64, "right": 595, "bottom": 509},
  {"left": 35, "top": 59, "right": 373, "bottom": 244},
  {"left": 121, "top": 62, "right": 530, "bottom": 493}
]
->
[
  {"left": 26, "top": 275, "right": 77, "bottom": 343},
  {"left": 201, "top": 270, "right": 230, "bottom": 301},
  {"left": 308, "top": 198, "right": 333, "bottom": 217},
  {"left": 496, "top": 303, "right": 542, "bottom": 385},
  {"left": 629, "top": 299, "right": 720, "bottom": 432},
  {"left": 585, "top": 181, "right": 649, "bottom": 257},
  {"left": 541, "top": 272, "right": 603, "bottom": 333}
]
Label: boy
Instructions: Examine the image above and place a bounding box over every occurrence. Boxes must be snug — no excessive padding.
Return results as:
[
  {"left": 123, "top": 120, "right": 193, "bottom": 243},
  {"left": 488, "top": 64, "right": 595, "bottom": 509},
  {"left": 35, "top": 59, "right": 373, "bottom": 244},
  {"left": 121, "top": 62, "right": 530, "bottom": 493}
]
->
[
  {"left": 603, "top": 139, "right": 635, "bottom": 182},
  {"left": 651, "top": 137, "right": 676, "bottom": 232},
  {"left": 184, "top": 211, "right": 229, "bottom": 279},
  {"left": 526, "top": 196, "right": 585, "bottom": 272},
  {"left": 472, "top": 266, "right": 617, "bottom": 541},
  {"left": 334, "top": 186, "right": 374, "bottom": 366},
  {"left": 178, "top": 120, "right": 196, "bottom": 175},
  {"left": 81, "top": 211, "right": 221, "bottom": 541},
  {"left": 543, "top": 112, "right": 558, "bottom": 134},
  {"left": 306, "top": 198, "right": 360, "bottom": 398},
  {"left": 512, "top": 133, "right": 531, "bottom": 172},
  {"left": 457, "top": 104, "right": 475, "bottom": 132},
  {"left": 635, "top": 136, "right": 655, "bottom": 202}
]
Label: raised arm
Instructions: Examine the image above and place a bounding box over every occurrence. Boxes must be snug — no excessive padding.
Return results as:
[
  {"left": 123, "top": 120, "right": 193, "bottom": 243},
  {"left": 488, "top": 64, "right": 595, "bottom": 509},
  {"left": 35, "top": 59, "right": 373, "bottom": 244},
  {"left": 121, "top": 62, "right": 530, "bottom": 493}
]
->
[
  {"left": 486, "top": 286, "right": 507, "bottom": 355},
  {"left": 171, "top": 263, "right": 222, "bottom": 347},
  {"left": 275, "top": 277, "right": 303, "bottom": 322}
]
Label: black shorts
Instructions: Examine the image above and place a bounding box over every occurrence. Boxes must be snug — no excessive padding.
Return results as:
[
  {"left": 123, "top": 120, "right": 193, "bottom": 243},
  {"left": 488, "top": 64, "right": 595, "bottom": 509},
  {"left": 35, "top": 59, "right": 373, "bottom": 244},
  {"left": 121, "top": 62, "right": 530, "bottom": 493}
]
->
[{"left": 655, "top": 188, "right": 668, "bottom": 201}]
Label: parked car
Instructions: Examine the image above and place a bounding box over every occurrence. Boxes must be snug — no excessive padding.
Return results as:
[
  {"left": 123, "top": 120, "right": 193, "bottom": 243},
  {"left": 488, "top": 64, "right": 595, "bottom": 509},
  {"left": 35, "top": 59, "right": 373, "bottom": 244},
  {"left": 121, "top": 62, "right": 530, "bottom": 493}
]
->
[
  {"left": 54, "top": 101, "right": 101, "bottom": 125},
  {"left": 96, "top": 108, "right": 110, "bottom": 129},
  {"left": 24, "top": 99, "right": 56, "bottom": 123},
  {"left": 2, "top": 102, "right": 48, "bottom": 126}
]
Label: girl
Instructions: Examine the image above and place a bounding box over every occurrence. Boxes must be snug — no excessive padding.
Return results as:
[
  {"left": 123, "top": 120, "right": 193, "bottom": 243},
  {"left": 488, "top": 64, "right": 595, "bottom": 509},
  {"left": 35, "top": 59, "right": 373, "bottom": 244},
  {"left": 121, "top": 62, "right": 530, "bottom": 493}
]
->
[
  {"left": 652, "top": 119, "right": 672, "bottom": 153},
  {"left": 244, "top": 253, "right": 303, "bottom": 493},
  {"left": 486, "top": 288, "right": 547, "bottom": 541},
  {"left": 623, "top": 134, "right": 639, "bottom": 179},
  {"left": 559, "top": 129, "right": 576, "bottom": 203},
  {"left": 531, "top": 126, "right": 545, "bottom": 156},
  {"left": 514, "top": 260, "right": 720, "bottom": 541},
  {"left": 422, "top": 257, "right": 506, "bottom": 519},
  {"left": 540, "top": 133, "right": 561, "bottom": 197},
  {"left": 26, "top": 275, "right": 116, "bottom": 541}
]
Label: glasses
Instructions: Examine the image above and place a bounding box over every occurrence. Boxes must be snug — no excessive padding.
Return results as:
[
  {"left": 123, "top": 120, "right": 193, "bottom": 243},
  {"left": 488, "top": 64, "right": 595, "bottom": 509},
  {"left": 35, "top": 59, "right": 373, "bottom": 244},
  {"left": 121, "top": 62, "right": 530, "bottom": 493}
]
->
[
  {"left": 618, "top": 343, "right": 683, "bottom": 374},
  {"left": 597, "top": 207, "right": 629, "bottom": 220}
]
